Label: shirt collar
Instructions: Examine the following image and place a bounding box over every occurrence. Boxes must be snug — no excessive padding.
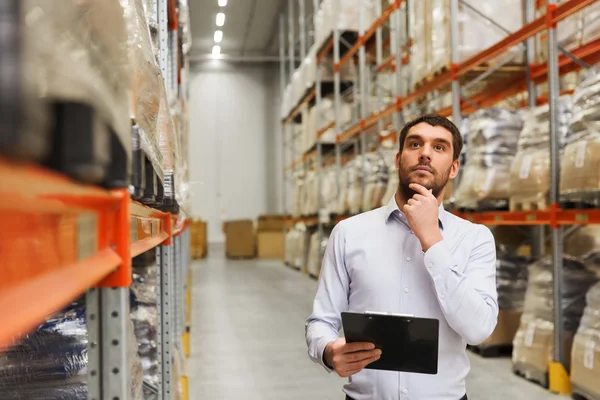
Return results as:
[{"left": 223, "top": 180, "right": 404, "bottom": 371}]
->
[{"left": 384, "top": 194, "right": 446, "bottom": 230}]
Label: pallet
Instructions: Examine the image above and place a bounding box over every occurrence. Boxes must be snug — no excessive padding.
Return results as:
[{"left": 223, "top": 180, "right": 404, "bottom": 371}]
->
[
  {"left": 560, "top": 191, "right": 600, "bottom": 209},
  {"left": 509, "top": 197, "right": 548, "bottom": 212},
  {"left": 512, "top": 363, "right": 549, "bottom": 389},
  {"left": 467, "top": 344, "right": 513, "bottom": 358},
  {"left": 225, "top": 255, "right": 255, "bottom": 260},
  {"left": 572, "top": 384, "right": 600, "bottom": 400}
]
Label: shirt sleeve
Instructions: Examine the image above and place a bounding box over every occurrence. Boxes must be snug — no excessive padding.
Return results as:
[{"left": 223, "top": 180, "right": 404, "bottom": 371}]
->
[
  {"left": 422, "top": 224, "right": 498, "bottom": 345},
  {"left": 305, "top": 222, "right": 350, "bottom": 372}
]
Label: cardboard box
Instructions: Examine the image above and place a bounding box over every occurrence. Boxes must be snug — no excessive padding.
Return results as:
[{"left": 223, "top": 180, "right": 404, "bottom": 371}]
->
[
  {"left": 257, "top": 231, "right": 284, "bottom": 259},
  {"left": 512, "top": 319, "right": 575, "bottom": 384},
  {"left": 190, "top": 220, "right": 207, "bottom": 259},
  {"left": 571, "top": 332, "right": 600, "bottom": 399},
  {"left": 257, "top": 214, "right": 286, "bottom": 232},
  {"left": 482, "top": 309, "right": 522, "bottom": 346},
  {"left": 224, "top": 220, "right": 255, "bottom": 258}
]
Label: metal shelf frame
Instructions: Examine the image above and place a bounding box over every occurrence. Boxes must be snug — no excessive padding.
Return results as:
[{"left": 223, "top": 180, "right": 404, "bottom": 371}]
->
[{"left": 280, "top": 0, "right": 600, "bottom": 393}]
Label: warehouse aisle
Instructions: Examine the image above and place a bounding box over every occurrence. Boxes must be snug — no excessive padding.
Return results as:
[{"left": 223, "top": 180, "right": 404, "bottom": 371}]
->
[{"left": 188, "top": 253, "right": 563, "bottom": 400}]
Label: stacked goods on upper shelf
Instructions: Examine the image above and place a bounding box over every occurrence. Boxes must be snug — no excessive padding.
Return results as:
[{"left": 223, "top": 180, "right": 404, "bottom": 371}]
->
[
  {"left": 570, "top": 282, "right": 600, "bottom": 399},
  {"left": 0, "top": 300, "right": 143, "bottom": 399},
  {"left": 512, "top": 226, "right": 600, "bottom": 386},
  {"left": 303, "top": 97, "right": 353, "bottom": 154},
  {"left": 454, "top": 109, "right": 523, "bottom": 210},
  {"left": 508, "top": 96, "right": 572, "bottom": 211},
  {"left": 131, "top": 254, "right": 160, "bottom": 397},
  {"left": 313, "top": 0, "right": 377, "bottom": 52},
  {"left": 303, "top": 170, "right": 318, "bottom": 216},
  {"left": 16, "top": 0, "right": 133, "bottom": 182},
  {"left": 412, "top": 0, "right": 523, "bottom": 89},
  {"left": 291, "top": 171, "right": 305, "bottom": 218},
  {"left": 536, "top": 1, "right": 600, "bottom": 64},
  {"left": 560, "top": 68, "right": 600, "bottom": 204}
]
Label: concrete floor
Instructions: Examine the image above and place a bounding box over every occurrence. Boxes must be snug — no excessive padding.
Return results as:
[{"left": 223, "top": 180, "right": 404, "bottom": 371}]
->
[{"left": 188, "top": 254, "right": 565, "bottom": 400}]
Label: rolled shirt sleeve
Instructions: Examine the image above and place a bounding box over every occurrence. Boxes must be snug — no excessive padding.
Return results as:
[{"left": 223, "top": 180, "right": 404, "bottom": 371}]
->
[{"left": 423, "top": 224, "right": 499, "bottom": 345}]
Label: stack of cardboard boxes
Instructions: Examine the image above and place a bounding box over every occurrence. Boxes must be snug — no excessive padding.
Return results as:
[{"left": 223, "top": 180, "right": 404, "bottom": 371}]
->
[
  {"left": 190, "top": 220, "right": 207, "bottom": 259},
  {"left": 223, "top": 215, "right": 286, "bottom": 260}
]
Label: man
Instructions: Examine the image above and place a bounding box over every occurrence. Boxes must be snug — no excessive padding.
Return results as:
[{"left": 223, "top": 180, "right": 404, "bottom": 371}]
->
[{"left": 305, "top": 114, "right": 498, "bottom": 400}]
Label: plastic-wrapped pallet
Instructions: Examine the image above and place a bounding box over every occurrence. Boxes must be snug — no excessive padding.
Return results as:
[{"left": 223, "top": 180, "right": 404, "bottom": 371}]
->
[
  {"left": 294, "top": 224, "right": 309, "bottom": 270},
  {"left": 285, "top": 227, "right": 299, "bottom": 265},
  {"left": 307, "top": 231, "right": 331, "bottom": 277},
  {"left": 314, "top": 0, "right": 377, "bottom": 51},
  {"left": 454, "top": 108, "right": 523, "bottom": 209},
  {"left": 509, "top": 97, "right": 571, "bottom": 211},
  {"left": 126, "top": 0, "right": 164, "bottom": 181},
  {"left": 322, "top": 165, "right": 340, "bottom": 215},
  {"left": 337, "top": 162, "right": 351, "bottom": 215},
  {"left": 291, "top": 172, "right": 306, "bottom": 218},
  {"left": 512, "top": 226, "right": 600, "bottom": 385},
  {"left": 347, "top": 156, "right": 365, "bottom": 215},
  {"left": 496, "top": 250, "right": 529, "bottom": 311},
  {"left": 380, "top": 147, "right": 398, "bottom": 207},
  {"left": 571, "top": 282, "right": 600, "bottom": 399},
  {"left": 362, "top": 152, "right": 390, "bottom": 211},
  {"left": 560, "top": 69, "right": 600, "bottom": 201},
  {"left": 131, "top": 256, "right": 160, "bottom": 398},
  {"left": 0, "top": 301, "right": 143, "bottom": 400},
  {"left": 303, "top": 171, "right": 318, "bottom": 216},
  {"left": 20, "top": 0, "right": 132, "bottom": 170}
]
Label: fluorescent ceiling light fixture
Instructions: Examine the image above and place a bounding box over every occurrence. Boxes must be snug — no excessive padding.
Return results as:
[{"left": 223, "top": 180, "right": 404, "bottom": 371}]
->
[
  {"left": 216, "top": 12, "right": 225, "bottom": 26},
  {"left": 218, "top": 0, "right": 227, "bottom": 6},
  {"left": 212, "top": 45, "right": 221, "bottom": 55},
  {"left": 214, "top": 30, "right": 223, "bottom": 43}
]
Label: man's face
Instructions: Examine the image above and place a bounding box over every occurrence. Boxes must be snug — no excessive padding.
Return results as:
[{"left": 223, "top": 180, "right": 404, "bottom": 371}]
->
[{"left": 395, "top": 122, "right": 460, "bottom": 200}]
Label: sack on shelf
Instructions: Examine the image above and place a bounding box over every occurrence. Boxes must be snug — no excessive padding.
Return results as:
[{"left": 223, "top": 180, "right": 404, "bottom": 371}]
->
[
  {"left": 0, "top": 300, "right": 143, "bottom": 400},
  {"left": 570, "top": 282, "right": 600, "bottom": 399},
  {"left": 307, "top": 231, "right": 331, "bottom": 277},
  {"left": 361, "top": 152, "right": 390, "bottom": 211},
  {"left": 455, "top": 108, "right": 523, "bottom": 208},
  {"left": 560, "top": 70, "right": 600, "bottom": 198},
  {"left": 509, "top": 97, "right": 572, "bottom": 211},
  {"left": 512, "top": 237, "right": 600, "bottom": 382}
]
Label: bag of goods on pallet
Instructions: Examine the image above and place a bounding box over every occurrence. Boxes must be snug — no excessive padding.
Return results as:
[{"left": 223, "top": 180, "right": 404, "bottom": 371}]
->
[
  {"left": 131, "top": 256, "right": 160, "bottom": 398},
  {"left": 322, "top": 165, "right": 339, "bottom": 215},
  {"left": 560, "top": 69, "right": 600, "bottom": 203},
  {"left": 291, "top": 172, "right": 306, "bottom": 218},
  {"left": 307, "top": 231, "right": 331, "bottom": 277},
  {"left": 285, "top": 226, "right": 300, "bottom": 266},
  {"left": 454, "top": 108, "right": 523, "bottom": 209},
  {"left": 571, "top": 281, "right": 600, "bottom": 399},
  {"left": 347, "top": 156, "right": 365, "bottom": 215},
  {"left": 512, "top": 226, "right": 600, "bottom": 386},
  {"left": 509, "top": 97, "right": 572, "bottom": 211},
  {"left": 294, "top": 224, "right": 310, "bottom": 270},
  {"left": 380, "top": 147, "right": 399, "bottom": 207},
  {"left": 303, "top": 171, "right": 318, "bottom": 216},
  {"left": 361, "top": 151, "right": 390, "bottom": 211},
  {"left": 307, "top": 97, "right": 353, "bottom": 148},
  {"left": 0, "top": 300, "right": 143, "bottom": 400},
  {"left": 16, "top": 0, "right": 132, "bottom": 179},
  {"left": 337, "top": 161, "right": 352, "bottom": 215}
]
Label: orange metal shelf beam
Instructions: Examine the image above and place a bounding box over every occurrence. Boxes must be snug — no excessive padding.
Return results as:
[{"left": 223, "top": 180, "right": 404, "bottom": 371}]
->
[
  {"left": 458, "top": 207, "right": 600, "bottom": 226},
  {"left": 283, "top": 88, "right": 316, "bottom": 125}
]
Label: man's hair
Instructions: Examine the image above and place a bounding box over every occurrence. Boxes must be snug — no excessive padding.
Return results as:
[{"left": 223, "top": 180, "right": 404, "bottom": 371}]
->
[{"left": 398, "top": 113, "right": 463, "bottom": 160}]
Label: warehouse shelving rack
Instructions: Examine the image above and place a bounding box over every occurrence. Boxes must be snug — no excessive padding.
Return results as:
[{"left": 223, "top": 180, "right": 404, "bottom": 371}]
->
[
  {"left": 280, "top": 0, "right": 600, "bottom": 394},
  {"left": 0, "top": 0, "right": 191, "bottom": 399}
]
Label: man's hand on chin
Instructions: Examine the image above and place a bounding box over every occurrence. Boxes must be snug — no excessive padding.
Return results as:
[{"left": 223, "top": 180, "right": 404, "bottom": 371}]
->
[{"left": 402, "top": 183, "right": 443, "bottom": 252}]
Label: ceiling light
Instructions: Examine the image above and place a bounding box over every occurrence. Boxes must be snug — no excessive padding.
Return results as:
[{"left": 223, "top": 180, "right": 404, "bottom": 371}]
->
[
  {"left": 218, "top": 0, "right": 227, "bottom": 6},
  {"left": 214, "top": 30, "right": 223, "bottom": 43},
  {"left": 212, "top": 45, "right": 221, "bottom": 56},
  {"left": 216, "top": 12, "right": 225, "bottom": 26}
]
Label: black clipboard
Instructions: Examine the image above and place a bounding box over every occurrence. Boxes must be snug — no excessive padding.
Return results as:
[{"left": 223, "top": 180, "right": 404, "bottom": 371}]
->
[{"left": 341, "top": 311, "right": 439, "bottom": 374}]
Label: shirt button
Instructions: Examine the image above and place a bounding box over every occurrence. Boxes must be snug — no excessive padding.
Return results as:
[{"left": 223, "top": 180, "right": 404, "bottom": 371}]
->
[
  {"left": 406, "top": 256, "right": 411, "bottom": 262},
  {"left": 428, "top": 262, "right": 433, "bottom": 268},
  {"left": 440, "top": 294, "right": 445, "bottom": 299},
  {"left": 402, "top": 389, "right": 408, "bottom": 394},
  {"left": 404, "top": 288, "right": 409, "bottom": 293}
]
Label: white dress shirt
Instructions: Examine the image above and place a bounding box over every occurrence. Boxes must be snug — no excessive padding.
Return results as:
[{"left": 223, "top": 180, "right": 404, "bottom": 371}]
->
[{"left": 305, "top": 196, "right": 498, "bottom": 400}]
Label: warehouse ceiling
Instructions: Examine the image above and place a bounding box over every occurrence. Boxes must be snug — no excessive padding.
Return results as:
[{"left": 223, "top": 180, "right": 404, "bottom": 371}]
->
[{"left": 189, "top": 0, "right": 316, "bottom": 61}]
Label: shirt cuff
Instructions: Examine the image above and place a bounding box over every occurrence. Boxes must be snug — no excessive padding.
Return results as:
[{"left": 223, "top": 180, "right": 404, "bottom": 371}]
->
[
  {"left": 423, "top": 240, "right": 456, "bottom": 298},
  {"left": 317, "top": 338, "right": 334, "bottom": 373}
]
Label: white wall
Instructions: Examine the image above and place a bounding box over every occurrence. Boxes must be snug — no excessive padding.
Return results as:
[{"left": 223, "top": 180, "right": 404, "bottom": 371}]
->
[{"left": 188, "top": 61, "right": 283, "bottom": 243}]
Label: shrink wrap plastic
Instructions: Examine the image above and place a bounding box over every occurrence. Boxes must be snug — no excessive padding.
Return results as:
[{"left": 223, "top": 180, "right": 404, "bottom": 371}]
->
[
  {"left": 513, "top": 226, "right": 600, "bottom": 379},
  {"left": 496, "top": 250, "right": 529, "bottom": 311},
  {"left": 361, "top": 152, "right": 390, "bottom": 211},
  {"left": 307, "top": 231, "right": 330, "bottom": 277},
  {"left": 413, "top": 0, "right": 523, "bottom": 88},
  {"left": 21, "top": 0, "right": 132, "bottom": 158},
  {"left": 380, "top": 148, "right": 399, "bottom": 207},
  {"left": 455, "top": 108, "right": 523, "bottom": 208},
  {"left": 560, "top": 69, "right": 600, "bottom": 197},
  {"left": 131, "top": 260, "right": 160, "bottom": 397},
  {"left": 126, "top": 0, "right": 164, "bottom": 178},
  {"left": 314, "top": 0, "right": 377, "bottom": 51},
  {"left": 509, "top": 97, "right": 572, "bottom": 209},
  {"left": 0, "top": 301, "right": 142, "bottom": 400},
  {"left": 571, "top": 282, "right": 600, "bottom": 398}
]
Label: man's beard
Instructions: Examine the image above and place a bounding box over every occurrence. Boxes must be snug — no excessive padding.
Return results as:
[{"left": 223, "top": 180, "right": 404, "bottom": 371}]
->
[{"left": 398, "top": 162, "right": 451, "bottom": 201}]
